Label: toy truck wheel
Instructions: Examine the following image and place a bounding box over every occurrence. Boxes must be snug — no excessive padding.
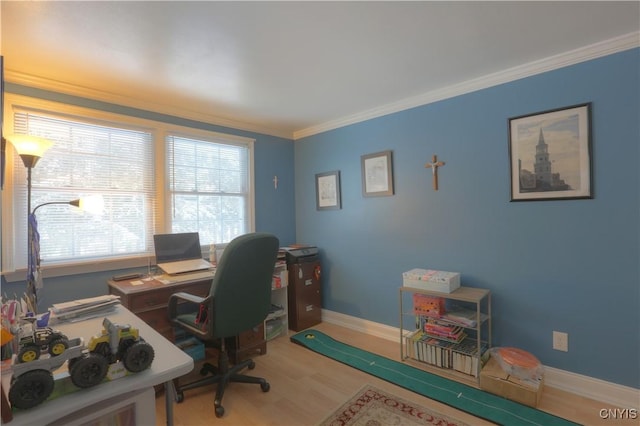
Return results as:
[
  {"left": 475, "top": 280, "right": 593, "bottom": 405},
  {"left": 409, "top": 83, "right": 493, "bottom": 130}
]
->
[
  {"left": 9, "top": 369, "right": 54, "bottom": 409},
  {"left": 122, "top": 341, "right": 155, "bottom": 373},
  {"left": 48, "top": 337, "right": 69, "bottom": 356},
  {"left": 70, "top": 353, "right": 109, "bottom": 388},
  {"left": 17, "top": 344, "right": 40, "bottom": 363}
]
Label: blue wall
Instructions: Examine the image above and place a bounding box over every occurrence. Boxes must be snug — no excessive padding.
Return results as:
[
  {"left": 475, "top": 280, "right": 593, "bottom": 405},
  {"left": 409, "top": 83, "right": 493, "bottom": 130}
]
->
[
  {"left": 294, "top": 49, "right": 639, "bottom": 388},
  {"left": 2, "top": 85, "right": 296, "bottom": 307}
]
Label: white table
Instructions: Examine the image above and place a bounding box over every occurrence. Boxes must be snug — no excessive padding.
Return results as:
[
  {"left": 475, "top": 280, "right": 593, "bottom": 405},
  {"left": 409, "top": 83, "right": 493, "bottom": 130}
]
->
[{"left": 2, "top": 304, "right": 193, "bottom": 425}]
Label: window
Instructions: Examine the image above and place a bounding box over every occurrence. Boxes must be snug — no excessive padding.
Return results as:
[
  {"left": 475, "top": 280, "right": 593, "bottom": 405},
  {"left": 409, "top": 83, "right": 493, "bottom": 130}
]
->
[
  {"left": 166, "top": 134, "right": 251, "bottom": 245},
  {"left": 10, "top": 109, "right": 155, "bottom": 267},
  {"left": 2, "top": 94, "right": 255, "bottom": 280}
]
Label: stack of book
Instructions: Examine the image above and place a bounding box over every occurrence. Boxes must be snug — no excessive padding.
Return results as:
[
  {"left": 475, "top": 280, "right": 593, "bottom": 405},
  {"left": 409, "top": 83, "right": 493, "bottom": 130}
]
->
[
  {"left": 406, "top": 301, "right": 488, "bottom": 377},
  {"left": 50, "top": 295, "right": 120, "bottom": 323},
  {"left": 424, "top": 320, "right": 466, "bottom": 343},
  {"left": 405, "top": 329, "right": 487, "bottom": 377}
]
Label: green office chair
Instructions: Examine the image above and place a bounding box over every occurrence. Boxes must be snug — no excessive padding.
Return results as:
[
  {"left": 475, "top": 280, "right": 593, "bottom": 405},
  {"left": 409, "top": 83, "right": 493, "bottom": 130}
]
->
[{"left": 168, "top": 232, "right": 279, "bottom": 418}]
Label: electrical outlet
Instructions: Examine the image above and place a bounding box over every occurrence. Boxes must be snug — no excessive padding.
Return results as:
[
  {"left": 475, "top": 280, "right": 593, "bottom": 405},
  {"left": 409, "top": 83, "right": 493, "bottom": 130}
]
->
[{"left": 553, "top": 331, "right": 568, "bottom": 352}]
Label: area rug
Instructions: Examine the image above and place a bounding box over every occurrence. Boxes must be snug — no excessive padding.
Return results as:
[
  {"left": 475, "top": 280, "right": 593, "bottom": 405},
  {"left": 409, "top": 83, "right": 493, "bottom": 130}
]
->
[
  {"left": 292, "top": 330, "right": 579, "bottom": 426},
  {"left": 320, "top": 385, "right": 470, "bottom": 426}
]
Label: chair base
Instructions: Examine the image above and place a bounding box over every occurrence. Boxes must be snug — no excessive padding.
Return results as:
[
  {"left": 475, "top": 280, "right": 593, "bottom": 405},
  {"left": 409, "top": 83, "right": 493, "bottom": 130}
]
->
[{"left": 175, "top": 350, "right": 270, "bottom": 418}]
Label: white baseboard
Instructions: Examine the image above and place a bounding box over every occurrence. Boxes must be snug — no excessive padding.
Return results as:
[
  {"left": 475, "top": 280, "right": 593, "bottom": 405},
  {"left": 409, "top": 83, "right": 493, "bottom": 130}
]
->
[{"left": 321, "top": 309, "right": 640, "bottom": 409}]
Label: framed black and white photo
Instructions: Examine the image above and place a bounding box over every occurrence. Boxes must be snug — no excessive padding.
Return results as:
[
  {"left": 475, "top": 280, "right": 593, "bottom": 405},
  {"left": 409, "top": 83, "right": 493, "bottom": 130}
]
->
[
  {"left": 509, "top": 103, "right": 592, "bottom": 201},
  {"left": 361, "top": 150, "right": 394, "bottom": 197},
  {"left": 315, "top": 170, "right": 341, "bottom": 210}
]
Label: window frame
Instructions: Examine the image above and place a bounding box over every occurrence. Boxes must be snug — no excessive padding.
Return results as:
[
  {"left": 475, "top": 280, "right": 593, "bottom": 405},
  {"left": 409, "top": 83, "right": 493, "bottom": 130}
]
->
[
  {"left": 1, "top": 93, "right": 255, "bottom": 282},
  {"left": 164, "top": 129, "right": 255, "bottom": 245}
]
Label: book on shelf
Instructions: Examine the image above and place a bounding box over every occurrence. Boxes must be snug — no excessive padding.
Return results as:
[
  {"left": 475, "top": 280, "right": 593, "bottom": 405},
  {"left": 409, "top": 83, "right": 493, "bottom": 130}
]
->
[
  {"left": 425, "top": 329, "right": 466, "bottom": 343},
  {"left": 418, "top": 317, "right": 466, "bottom": 343},
  {"left": 404, "top": 329, "right": 488, "bottom": 377},
  {"left": 441, "top": 306, "right": 488, "bottom": 328},
  {"left": 424, "top": 322, "right": 465, "bottom": 342}
]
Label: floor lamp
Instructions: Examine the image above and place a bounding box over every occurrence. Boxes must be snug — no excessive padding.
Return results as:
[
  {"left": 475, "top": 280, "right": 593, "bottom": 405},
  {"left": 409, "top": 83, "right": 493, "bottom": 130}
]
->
[
  {"left": 7, "top": 136, "right": 104, "bottom": 315},
  {"left": 6, "top": 135, "right": 53, "bottom": 314}
]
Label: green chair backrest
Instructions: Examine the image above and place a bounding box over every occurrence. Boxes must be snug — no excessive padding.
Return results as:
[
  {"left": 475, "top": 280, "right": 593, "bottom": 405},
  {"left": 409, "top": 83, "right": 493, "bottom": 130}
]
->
[{"left": 210, "top": 232, "right": 279, "bottom": 338}]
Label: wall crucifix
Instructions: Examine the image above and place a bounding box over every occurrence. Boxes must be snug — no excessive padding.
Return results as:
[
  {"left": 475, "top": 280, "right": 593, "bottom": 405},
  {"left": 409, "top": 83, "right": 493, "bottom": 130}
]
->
[{"left": 424, "top": 154, "right": 445, "bottom": 191}]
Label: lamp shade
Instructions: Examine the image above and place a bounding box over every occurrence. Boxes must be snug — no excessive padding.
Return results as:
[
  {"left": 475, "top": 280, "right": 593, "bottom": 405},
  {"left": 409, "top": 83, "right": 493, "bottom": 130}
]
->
[
  {"left": 6, "top": 134, "right": 53, "bottom": 157},
  {"left": 76, "top": 195, "right": 105, "bottom": 215},
  {"left": 6, "top": 134, "right": 53, "bottom": 168}
]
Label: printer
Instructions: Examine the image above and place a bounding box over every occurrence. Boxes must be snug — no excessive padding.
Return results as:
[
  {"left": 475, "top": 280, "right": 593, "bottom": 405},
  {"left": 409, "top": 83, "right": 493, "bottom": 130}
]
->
[{"left": 282, "top": 245, "right": 318, "bottom": 264}]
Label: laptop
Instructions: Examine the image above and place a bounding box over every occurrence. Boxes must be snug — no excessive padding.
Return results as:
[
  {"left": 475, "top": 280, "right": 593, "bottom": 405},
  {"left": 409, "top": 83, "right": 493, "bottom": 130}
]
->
[{"left": 153, "top": 232, "right": 214, "bottom": 275}]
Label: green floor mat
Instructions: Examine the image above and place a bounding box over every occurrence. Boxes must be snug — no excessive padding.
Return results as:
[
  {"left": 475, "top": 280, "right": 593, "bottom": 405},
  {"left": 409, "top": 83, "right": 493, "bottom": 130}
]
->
[{"left": 291, "top": 329, "right": 580, "bottom": 426}]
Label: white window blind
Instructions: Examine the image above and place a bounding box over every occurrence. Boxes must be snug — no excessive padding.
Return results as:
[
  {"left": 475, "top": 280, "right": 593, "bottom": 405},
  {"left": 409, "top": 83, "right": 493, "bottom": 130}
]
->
[
  {"left": 166, "top": 134, "right": 249, "bottom": 245},
  {"left": 12, "top": 111, "right": 155, "bottom": 267}
]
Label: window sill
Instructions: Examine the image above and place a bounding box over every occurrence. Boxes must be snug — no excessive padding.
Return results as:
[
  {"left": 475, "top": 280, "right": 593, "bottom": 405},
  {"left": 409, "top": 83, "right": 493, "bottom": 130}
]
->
[{"left": 2, "top": 255, "right": 152, "bottom": 283}]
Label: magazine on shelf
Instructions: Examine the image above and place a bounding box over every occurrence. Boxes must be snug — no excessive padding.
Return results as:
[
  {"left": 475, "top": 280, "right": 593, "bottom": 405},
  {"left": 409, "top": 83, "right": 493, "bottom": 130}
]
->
[{"left": 441, "top": 306, "right": 487, "bottom": 327}]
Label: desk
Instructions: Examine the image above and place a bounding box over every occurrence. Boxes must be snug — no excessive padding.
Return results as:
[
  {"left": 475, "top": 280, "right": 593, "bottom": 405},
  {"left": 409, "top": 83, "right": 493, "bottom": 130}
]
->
[
  {"left": 2, "top": 304, "right": 193, "bottom": 426},
  {"left": 107, "top": 271, "right": 214, "bottom": 341},
  {"left": 108, "top": 271, "right": 269, "bottom": 362}
]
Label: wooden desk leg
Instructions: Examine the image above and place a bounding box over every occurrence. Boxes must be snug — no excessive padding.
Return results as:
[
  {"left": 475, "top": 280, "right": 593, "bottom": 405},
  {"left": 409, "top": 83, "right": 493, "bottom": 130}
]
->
[{"left": 1, "top": 382, "right": 12, "bottom": 423}]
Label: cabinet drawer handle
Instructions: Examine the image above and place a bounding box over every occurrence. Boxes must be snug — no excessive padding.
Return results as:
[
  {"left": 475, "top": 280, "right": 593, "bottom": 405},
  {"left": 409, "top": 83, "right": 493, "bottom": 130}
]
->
[
  {"left": 304, "top": 279, "right": 312, "bottom": 286},
  {"left": 305, "top": 305, "right": 314, "bottom": 312}
]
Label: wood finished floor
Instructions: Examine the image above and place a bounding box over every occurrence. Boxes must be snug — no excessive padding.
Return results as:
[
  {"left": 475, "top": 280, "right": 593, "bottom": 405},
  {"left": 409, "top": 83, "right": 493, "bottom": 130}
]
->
[{"left": 156, "top": 322, "right": 635, "bottom": 425}]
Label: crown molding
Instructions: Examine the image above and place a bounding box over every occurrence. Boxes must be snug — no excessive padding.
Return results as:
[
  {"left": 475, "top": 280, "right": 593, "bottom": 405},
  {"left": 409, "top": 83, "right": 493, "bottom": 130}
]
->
[
  {"left": 293, "top": 31, "right": 640, "bottom": 140},
  {"left": 4, "top": 71, "right": 293, "bottom": 140}
]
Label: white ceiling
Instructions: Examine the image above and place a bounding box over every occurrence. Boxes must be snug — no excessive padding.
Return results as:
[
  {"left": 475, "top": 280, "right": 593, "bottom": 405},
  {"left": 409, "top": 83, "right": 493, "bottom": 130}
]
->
[{"left": 2, "top": 2, "right": 639, "bottom": 139}]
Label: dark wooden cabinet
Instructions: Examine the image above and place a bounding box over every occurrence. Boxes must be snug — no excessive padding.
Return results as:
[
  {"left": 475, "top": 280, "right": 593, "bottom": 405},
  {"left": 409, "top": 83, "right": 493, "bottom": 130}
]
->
[
  {"left": 108, "top": 273, "right": 266, "bottom": 363},
  {"left": 287, "top": 261, "right": 322, "bottom": 331}
]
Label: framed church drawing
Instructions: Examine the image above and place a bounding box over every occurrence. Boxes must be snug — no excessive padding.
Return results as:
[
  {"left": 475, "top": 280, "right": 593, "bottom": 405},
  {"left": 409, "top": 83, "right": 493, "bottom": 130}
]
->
[{"left": 508, "top": 103, "right": 592, "bottom": 201}]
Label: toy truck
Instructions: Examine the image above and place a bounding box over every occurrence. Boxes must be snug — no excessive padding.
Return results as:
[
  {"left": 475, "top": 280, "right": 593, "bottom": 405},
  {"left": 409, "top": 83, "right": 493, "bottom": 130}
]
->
[
  {"left": 15, "top": 316, "right": 70, "bottom": 363},
  {"left": 9, "top": 337, "right": 89, "bottom": 409},
  {"left": 8, "top": 318, "right": 155, "bottom": 410},
  {"left": 86, "top": 317, "right": 155, "bottom": 373}
]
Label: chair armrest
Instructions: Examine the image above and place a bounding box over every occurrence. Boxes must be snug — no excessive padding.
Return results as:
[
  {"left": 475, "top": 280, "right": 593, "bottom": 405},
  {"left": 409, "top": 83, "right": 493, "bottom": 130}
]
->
[
  {"left": 168, "top": 292, "right": 215, "bottom": 340},
  {"left": 170, "top": 291, "right": 206, "bottom": 305},
  {"left": 167, "top": 292, "right": 207, "bottom": 320}
]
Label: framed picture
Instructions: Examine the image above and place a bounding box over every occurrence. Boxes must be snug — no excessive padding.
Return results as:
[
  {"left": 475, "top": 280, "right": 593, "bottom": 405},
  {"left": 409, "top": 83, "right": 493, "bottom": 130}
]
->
[
  {"left": 315, "top": 170, "right": 341, "bottom": 210},
  {"left": 509, "top": 103, "right": 592, "bottom": 201},
  {"left": 361, "top": 150, "right": 394, "bottom": 197}
]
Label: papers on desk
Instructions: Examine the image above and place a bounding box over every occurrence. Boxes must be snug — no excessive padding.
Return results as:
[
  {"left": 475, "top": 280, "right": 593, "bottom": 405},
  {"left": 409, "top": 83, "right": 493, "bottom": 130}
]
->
[{"left": 50, "top": 295, "right": 121, "bottom": 323}]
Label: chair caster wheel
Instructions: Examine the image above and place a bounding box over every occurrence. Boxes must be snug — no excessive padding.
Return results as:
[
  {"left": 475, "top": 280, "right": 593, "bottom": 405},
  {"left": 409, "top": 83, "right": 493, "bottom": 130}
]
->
[
  {"left": 175, "top": 391, "right": 184, "bottom": 403},
  {"left": 248, "top": 360, "right": 256, "bottom": 370},
  {"left": 215, "top": 405, "right": 224, "bottom": 417},
  {"left": 261, "top": 381, "right": 270, "bottom": 392}
]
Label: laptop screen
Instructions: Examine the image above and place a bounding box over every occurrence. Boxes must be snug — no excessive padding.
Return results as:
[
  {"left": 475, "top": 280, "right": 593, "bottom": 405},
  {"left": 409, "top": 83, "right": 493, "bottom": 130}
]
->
[{"left": 154, "top": 232, "right": 203, "bottom": 263}]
